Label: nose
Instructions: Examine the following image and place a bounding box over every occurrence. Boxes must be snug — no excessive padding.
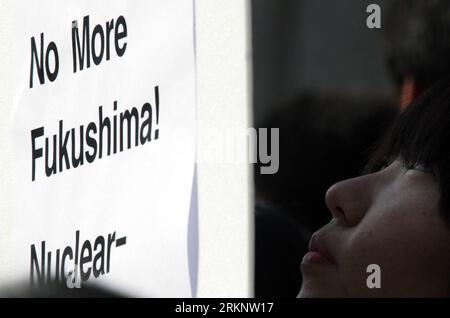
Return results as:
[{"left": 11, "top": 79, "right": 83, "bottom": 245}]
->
[{"left": 325, "top": 175, "right": 372, "bottom": 226}]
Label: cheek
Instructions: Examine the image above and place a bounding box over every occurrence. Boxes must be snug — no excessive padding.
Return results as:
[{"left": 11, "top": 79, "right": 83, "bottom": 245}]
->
[
  {"left": 337, "top": 227, "right": 384, "bottom": 296},
  {"left": 338, "top": 193, "right": 450, "bottom": 296},
  {"left": 335, "top": 193, "right": 413, "bottom": 294}
]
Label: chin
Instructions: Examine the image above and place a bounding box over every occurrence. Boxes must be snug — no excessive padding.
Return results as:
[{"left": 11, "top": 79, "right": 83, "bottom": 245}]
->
[
  {"left": 298, "top": 280, "right": 348, "bottom": 298},
  {"left": 298, "top": 284, "right": 326, "bottom": 298}
]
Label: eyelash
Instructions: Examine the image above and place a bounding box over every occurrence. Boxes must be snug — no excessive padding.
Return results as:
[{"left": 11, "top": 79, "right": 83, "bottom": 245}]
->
[
  {"left": 406, "top": 162, "right": 435, "bottom": 175},
  {"left": 377, "top": 159, "right": 435, "bottom": 175}
]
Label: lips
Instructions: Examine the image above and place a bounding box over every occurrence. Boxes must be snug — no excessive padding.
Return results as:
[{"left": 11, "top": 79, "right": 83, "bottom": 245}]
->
[{"left": 302, "top": 234, "right": 336, "bottom": 266}]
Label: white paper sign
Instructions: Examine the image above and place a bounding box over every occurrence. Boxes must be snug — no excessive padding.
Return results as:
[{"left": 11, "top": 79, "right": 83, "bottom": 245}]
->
[{"left": 0, "top": 0, "right": 196, "bottom": 297}]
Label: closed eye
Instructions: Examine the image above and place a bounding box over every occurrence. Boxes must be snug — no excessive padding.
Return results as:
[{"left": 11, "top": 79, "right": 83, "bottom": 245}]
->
[{"left": 409, "top": 162, "right": 435, "bottom": 175}]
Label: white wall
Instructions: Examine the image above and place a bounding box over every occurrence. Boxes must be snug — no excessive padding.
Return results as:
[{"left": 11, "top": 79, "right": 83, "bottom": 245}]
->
[{"left": 195, "top": 0, "right": 254, "bottom": 297}]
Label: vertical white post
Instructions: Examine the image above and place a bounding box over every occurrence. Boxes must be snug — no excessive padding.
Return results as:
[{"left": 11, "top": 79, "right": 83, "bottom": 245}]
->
[{"left": 195, "top": 0, "right": 254, "bottom": 297}]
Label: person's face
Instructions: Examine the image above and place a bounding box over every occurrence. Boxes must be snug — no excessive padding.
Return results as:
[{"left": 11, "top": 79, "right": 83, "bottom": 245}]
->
[{"left": 299, "top": 159, "right": 450, "bottom": 297}]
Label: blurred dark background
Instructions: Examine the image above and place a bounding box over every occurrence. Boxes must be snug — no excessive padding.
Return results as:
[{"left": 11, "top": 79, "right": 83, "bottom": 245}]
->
[
  {"left": 252, "top": 0, "right": 400, "bottom": 297},
  {"left": 252, "top": 0, "right": 395, "bottom": 128},
  {"left": 253, "top": 0, "right": 450, "bottom": 297}
]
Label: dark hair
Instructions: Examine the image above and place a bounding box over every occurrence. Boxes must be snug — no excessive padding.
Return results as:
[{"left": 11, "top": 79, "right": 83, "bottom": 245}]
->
[
  {"left": 384, "top": 0, "right": 450, "bottom": 89},
  {"left": 366, "top": 78, "right": 450, "bottom": 223}
]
